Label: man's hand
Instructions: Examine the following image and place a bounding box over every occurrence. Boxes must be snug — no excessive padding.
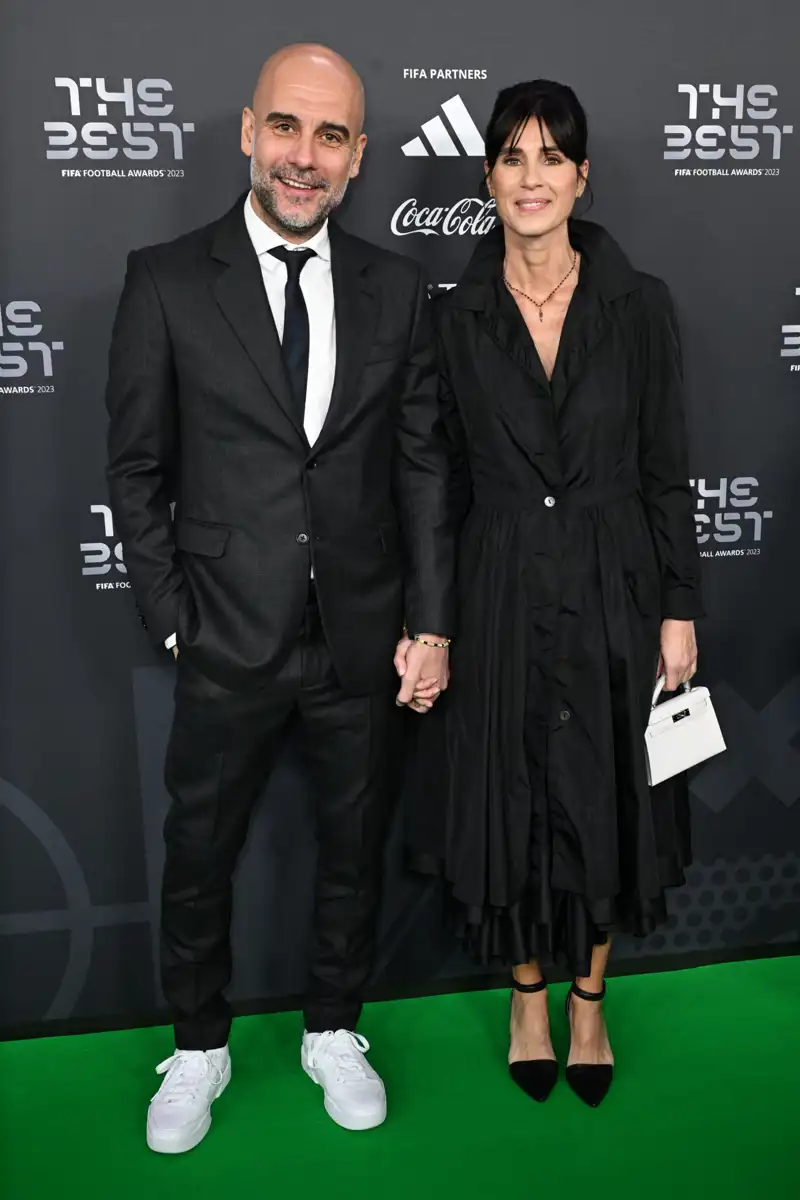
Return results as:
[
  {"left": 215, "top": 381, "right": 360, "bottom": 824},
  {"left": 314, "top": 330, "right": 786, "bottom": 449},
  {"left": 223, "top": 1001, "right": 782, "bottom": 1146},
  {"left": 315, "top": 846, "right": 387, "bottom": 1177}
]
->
[
  {"left": 394, "top": 635, "right": 449, "bottom": 715},
  {"left": 658, "top": 618, "right": 697, "bottom": 692},
  {"left": 172, "top": 645, "right": 179, "bottom": 661}
]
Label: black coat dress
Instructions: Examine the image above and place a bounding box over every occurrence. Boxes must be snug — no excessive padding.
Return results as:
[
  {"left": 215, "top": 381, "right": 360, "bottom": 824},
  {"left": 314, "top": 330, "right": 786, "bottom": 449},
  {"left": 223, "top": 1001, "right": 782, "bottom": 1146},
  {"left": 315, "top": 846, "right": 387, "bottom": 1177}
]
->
[{"left": 407, "top": 220, "right": 704, "bottom": 975}]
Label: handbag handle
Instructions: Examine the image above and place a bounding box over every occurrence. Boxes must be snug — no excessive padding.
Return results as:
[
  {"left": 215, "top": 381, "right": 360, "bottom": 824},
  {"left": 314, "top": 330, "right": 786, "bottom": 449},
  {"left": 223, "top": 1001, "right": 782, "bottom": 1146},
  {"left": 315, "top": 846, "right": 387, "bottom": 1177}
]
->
[{"left": 651, "top": 674, "right": 692, "bottom": 708}]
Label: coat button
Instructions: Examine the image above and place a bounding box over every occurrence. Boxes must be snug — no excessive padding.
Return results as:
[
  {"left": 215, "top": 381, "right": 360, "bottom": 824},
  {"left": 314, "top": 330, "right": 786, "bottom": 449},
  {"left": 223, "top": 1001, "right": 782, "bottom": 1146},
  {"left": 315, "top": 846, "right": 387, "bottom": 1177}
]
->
[
  {"left": 544, "top": 496, "right": 556, "bottom": 508},
  {"left": 296, "top": 533, "right": 309, "bottom": 545},
  {"left": 307, "top": 459, "right": 318, "bottom": 470},
  {"left": 560, "top": 709, "right": 571, "bottom": 722}
]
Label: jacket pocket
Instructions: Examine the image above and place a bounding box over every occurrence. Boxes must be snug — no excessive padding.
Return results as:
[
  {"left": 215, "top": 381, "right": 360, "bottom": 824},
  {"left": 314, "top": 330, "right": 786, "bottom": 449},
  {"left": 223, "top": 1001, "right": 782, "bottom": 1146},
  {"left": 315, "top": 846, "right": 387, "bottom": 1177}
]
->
[
  {"left": 365, "top": 338, "right": 407, "bottom": 365},
  {"left": 175, "top": 518, "right": 231, "bottom": 557},
  {"left": 626, "top": 572, "right": 659, "bottom": 619}
]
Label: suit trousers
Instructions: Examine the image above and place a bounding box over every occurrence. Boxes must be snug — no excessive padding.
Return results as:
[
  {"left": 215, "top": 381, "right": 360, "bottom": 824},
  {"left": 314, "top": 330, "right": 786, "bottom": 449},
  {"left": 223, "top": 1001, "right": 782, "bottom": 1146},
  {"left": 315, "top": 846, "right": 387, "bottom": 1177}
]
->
[{"left": 162, "top": 587, "right": 397, "bottom": 1049}]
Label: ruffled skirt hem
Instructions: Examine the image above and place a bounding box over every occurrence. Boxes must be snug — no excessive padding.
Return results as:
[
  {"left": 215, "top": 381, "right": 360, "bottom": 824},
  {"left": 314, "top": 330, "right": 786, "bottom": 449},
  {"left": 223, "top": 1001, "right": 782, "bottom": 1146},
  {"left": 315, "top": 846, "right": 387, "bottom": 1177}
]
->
[{"left": 408, "top": 851, "right": 686, "bottom": 978}]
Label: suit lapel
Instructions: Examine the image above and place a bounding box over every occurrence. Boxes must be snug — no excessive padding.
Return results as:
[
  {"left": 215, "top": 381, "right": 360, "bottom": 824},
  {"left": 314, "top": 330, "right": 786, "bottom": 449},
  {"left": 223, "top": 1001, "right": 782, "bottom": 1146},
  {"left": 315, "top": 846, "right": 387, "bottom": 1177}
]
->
[
  {"left": 314, "top": 224, "right": 377, "bottom": 453},
  {"left": 210, "top": 197, "right": 307, "bottom": 446}
]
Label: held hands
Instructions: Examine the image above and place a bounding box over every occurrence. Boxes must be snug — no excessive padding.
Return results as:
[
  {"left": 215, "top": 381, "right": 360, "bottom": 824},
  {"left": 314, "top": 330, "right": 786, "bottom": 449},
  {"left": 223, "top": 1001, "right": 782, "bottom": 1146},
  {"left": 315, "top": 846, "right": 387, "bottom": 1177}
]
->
[
  {"left": 394, "top": 634, "right": 450, "bottom": 715},
  {"left": 658, "top": 619, "right": 697, "bottom": 692}
]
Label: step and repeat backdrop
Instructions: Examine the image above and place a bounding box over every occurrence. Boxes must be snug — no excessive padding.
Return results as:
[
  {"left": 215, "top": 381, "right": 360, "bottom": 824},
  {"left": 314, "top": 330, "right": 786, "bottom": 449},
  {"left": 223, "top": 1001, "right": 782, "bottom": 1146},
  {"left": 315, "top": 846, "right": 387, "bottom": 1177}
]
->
[{"left": 1, "top": 0, "right": 799, "bottom": 1031}]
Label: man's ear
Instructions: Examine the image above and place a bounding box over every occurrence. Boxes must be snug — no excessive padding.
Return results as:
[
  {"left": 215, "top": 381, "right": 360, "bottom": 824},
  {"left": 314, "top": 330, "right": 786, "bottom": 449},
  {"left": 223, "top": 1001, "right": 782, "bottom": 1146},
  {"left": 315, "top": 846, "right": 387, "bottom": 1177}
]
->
[{"left": 241, "top": 107, "right": 255, "bottom": 157}]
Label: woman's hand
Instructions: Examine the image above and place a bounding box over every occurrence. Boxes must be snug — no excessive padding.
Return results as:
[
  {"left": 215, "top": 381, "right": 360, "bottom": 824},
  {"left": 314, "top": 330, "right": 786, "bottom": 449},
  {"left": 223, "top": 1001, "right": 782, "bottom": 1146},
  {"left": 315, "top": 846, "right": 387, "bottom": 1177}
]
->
[{"left": 658, "top": 619, "right": 697, "bottom": 692}]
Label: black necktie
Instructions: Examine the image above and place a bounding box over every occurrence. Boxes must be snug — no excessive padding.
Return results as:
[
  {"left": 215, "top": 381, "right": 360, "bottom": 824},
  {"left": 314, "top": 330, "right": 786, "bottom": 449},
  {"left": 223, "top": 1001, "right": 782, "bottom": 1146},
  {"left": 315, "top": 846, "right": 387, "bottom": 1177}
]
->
[{"left": 269, "top": 246, "right": 316, "bottom": 422}]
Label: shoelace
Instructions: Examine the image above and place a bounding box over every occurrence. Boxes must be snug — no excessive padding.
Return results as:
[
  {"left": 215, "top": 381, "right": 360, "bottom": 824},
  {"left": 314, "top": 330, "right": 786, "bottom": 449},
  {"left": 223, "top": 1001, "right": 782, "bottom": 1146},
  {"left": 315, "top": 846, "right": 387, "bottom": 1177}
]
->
[
  {"left": 306, "top": 1030, "right": 371, "bottom": 1079},
  {"left": 152, "top": 1050, "right": 219, "bottom": 1105}
]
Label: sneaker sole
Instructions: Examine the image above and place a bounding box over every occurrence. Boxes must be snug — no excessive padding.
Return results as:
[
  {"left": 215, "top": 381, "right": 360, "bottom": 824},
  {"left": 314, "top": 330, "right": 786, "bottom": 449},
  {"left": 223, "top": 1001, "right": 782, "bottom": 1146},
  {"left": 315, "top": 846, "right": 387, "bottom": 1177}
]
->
[
  {"left": 146, "top": 1061, "right": 231, "bottom": 1154},
  {"left": 301, "top": 1054, "right": 387, "bottom": 1132}
]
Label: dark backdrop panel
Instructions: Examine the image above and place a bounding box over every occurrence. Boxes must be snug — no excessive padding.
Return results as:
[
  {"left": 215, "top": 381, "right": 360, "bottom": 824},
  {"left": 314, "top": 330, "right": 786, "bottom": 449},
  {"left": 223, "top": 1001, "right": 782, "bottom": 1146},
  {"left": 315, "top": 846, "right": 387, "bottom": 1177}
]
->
[{"left": 1, "top": 0, "right": 798, "bottom": 1031}]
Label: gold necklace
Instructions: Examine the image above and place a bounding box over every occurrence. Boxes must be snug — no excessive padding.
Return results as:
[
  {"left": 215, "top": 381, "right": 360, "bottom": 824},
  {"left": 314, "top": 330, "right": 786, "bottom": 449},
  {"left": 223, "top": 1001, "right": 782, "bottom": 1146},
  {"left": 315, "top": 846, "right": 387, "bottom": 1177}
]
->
[{"left": 503, "top": 250, "right": 578, "bottom": 322}]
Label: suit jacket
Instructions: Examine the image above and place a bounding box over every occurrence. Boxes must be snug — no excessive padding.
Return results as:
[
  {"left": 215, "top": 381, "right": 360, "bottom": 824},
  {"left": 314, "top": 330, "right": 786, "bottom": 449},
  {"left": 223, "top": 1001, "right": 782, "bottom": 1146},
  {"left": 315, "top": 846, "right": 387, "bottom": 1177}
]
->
[{"left": 105, "top": 194, "right": 456, "bottom": 693}]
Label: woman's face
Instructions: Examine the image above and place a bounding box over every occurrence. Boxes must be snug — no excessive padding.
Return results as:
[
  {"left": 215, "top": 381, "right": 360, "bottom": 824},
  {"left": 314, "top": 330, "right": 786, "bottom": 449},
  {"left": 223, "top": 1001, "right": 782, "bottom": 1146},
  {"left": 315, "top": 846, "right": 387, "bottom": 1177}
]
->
[{"left": 486, "top": 117, "right": 588, "bottom": 240}]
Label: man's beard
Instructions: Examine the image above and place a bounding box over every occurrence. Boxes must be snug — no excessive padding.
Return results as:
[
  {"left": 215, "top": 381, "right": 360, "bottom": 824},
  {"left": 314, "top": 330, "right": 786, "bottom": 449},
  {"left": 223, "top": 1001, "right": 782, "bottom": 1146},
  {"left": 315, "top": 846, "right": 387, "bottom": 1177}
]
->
[{"left": 251, "top": 157, "right": 349, "bottom": 235}]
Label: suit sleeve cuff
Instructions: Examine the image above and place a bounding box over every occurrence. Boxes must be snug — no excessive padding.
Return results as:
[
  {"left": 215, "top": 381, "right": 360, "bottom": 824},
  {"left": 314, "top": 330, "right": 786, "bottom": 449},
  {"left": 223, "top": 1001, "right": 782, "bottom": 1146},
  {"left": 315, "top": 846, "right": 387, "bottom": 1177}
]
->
[{"left": 164, "top": 633, "right": 177, "bottom": 650}]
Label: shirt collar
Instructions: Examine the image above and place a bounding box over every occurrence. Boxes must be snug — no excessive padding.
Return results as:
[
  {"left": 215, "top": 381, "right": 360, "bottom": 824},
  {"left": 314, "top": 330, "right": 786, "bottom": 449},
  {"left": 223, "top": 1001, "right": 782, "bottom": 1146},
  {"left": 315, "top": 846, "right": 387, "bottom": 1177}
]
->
[{"left": 244, "top": 191, "right": 331, "bottom": 265}]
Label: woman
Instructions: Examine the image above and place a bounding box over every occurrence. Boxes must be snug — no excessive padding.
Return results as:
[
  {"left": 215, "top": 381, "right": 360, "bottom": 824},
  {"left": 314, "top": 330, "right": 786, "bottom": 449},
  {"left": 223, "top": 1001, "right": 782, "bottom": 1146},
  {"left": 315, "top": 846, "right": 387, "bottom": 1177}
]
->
[{"left": 407, "top": 80, "right": 702, "bottom": 1108}]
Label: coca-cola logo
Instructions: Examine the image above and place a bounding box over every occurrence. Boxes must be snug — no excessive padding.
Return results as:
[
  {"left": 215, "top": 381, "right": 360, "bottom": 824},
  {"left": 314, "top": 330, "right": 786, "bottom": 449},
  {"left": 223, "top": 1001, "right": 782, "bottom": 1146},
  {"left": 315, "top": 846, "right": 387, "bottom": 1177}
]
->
[{"left": 390, "top": 196, "right": 497, "bottom": 237}]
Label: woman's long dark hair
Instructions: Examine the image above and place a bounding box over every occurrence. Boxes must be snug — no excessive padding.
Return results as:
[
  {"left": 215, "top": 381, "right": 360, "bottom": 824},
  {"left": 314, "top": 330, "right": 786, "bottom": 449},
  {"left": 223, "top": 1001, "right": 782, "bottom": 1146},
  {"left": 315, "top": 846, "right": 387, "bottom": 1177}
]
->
[{"left": 485, "top": 79, "right": 591, "bottom": 205}]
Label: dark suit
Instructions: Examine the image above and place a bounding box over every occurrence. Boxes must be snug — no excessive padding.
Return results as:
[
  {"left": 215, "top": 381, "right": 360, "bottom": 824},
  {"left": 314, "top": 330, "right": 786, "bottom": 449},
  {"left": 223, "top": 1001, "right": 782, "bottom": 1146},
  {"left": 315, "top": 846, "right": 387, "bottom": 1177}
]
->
[{"left": 106, "top": 194, "right": 455, "bottom": 1046}]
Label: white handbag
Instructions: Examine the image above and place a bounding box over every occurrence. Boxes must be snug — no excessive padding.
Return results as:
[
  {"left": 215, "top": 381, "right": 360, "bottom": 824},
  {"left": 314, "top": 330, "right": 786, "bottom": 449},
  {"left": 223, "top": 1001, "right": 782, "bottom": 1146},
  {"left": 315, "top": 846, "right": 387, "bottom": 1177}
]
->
[{"left": 645, "top": 675, "right": 726, "bottom": 786}]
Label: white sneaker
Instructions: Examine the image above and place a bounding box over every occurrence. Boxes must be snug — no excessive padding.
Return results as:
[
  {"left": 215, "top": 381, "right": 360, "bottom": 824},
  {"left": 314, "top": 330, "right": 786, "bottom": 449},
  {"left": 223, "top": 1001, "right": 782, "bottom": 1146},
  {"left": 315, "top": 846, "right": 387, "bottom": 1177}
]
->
[
  {"left": 301, "top": 1030, "right": 387, "bottom": 1131},
  {"left": 146, "top": 1047, "right": 231, "bottom": 1154}
]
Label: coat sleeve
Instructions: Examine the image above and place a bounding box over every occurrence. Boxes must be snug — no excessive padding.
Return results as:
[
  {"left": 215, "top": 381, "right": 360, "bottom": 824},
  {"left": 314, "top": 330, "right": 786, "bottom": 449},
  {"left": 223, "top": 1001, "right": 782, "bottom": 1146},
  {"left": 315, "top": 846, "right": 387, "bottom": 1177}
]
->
[
  {"left": 392, "top": 268, "right": 458, "bottom": 638},
  {"left": 105, "top": 249, "right": 185, "bottom": 645},
  {"left": 436, "top": 306, "right": 472, "bottom": 532},
  {"left": 638, "top": 278, "right": 704, "bottom": 621}
]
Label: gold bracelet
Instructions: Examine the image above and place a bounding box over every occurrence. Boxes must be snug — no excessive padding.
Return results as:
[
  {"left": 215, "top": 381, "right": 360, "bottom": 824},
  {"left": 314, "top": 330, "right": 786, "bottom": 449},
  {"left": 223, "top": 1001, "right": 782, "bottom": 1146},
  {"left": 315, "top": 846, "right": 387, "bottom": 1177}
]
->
[{"left": 413, "top": 635, "right": 451, "bottom": 648}]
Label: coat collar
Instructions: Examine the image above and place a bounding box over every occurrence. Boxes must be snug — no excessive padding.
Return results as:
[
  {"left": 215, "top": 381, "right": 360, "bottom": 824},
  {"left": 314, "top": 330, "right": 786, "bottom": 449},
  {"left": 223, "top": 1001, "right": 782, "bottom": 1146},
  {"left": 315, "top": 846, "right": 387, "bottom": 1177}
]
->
[
  {"left": 444, "top": 218, "right": 636, "bottom": 408},
  {"left": 450, "top": 218, "right": 641, "bottom": 310}
]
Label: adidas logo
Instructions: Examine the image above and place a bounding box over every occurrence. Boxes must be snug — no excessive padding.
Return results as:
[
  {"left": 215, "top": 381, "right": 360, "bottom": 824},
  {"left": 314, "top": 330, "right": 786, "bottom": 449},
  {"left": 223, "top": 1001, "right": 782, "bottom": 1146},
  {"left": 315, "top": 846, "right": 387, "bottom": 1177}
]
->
[{"left": 402, "top": 94, "right": 485, "bottom": 157}]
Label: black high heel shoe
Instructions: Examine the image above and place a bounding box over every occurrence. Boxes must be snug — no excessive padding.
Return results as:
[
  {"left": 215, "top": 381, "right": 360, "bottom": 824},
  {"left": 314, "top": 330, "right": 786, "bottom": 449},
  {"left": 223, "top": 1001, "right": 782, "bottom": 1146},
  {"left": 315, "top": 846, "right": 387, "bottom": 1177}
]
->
[
  {"left": 565, "top": 982, "right": 614, "bottom": 1108},
  {"left": 508, "top": 977, "right": 559, "bottom": 1103}
]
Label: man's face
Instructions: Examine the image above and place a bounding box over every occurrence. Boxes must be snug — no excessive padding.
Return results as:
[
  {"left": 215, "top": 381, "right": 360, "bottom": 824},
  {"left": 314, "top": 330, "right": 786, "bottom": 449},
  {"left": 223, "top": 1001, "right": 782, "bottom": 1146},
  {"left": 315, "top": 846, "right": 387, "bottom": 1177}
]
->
[{"left": 242, "top": 57, "right": 366, "bottom": 237}]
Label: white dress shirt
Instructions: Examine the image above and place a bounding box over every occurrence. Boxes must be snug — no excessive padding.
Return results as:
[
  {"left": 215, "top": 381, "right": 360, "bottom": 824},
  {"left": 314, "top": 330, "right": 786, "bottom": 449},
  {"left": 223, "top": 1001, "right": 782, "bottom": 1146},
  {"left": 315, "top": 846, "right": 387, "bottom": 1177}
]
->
[
  {"left": 242, "top": 191, "right": 337, "bottom": 445},
  {"left": 165, "top": 192, "right": 337, "bottom": 650}
]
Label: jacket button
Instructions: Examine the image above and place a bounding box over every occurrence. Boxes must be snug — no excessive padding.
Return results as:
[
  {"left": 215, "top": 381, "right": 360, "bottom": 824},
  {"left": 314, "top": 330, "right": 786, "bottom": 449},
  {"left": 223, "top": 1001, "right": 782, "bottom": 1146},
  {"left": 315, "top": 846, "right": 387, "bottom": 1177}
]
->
[
  {"left": 544, "top": 496, "right": 556, "bottom": 508},
  {"left": 307, "top": 460, "right": 318, "bottom": 470},
  {"left": 560, "top": 709, "right": 571, "bottom": 722},
  {"left": 296, "top": 533, "right": 309, "bottom": 545}
]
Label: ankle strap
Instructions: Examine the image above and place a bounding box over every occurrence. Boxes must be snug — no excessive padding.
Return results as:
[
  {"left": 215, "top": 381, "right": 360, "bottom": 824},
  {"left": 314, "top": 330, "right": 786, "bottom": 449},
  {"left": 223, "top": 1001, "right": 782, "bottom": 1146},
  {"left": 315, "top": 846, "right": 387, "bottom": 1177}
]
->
[
  {"left": 569, "top": 981, "right": 606, "bottom": 1003},
  {"left": 511, "top": 976, "right": 547, "bottom": 994}
]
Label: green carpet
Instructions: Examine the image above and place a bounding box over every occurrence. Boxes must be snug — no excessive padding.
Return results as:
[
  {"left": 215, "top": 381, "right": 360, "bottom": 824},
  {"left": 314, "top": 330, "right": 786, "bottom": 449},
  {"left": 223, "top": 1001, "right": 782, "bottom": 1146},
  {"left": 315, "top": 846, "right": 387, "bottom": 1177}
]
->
[{"left": 1, "top": 958, "right": 797, "bottom": 1199}]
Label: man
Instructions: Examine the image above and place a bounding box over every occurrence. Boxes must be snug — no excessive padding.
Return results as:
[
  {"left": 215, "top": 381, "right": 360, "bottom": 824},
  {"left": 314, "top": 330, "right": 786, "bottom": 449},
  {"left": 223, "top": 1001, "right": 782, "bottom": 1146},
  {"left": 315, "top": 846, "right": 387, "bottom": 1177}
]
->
[{"left": 106, "top": 44, "right": 454, "bottom": 1153}]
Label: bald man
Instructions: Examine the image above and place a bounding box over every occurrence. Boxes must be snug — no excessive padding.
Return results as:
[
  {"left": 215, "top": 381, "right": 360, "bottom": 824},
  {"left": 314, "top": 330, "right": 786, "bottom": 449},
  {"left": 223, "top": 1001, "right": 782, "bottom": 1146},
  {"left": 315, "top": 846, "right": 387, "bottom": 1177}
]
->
[{"left": 106, "top": 45, "right": 455, "bottom": 1151}]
